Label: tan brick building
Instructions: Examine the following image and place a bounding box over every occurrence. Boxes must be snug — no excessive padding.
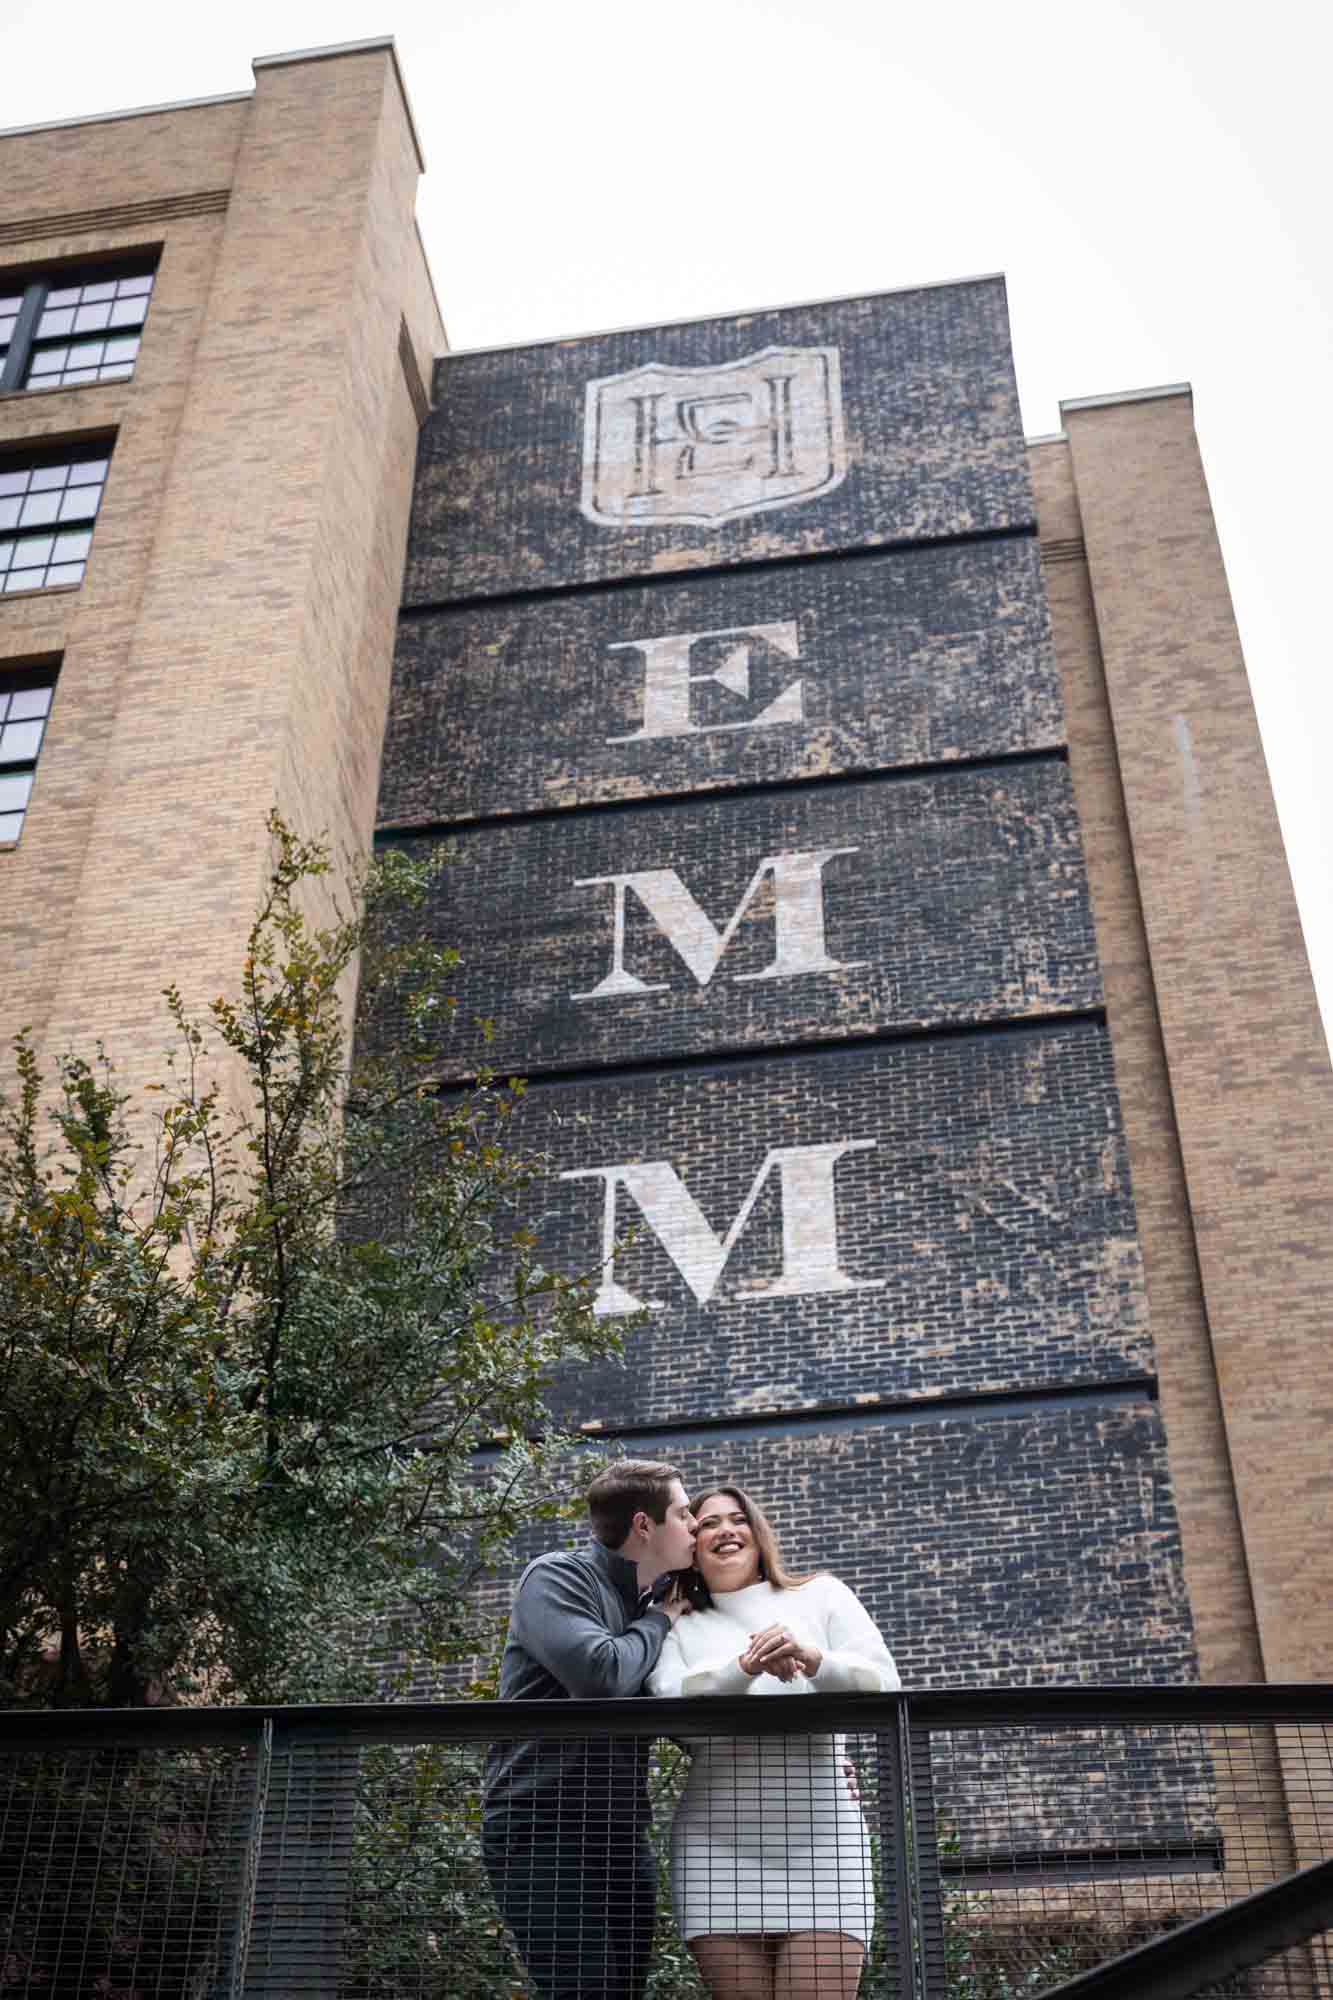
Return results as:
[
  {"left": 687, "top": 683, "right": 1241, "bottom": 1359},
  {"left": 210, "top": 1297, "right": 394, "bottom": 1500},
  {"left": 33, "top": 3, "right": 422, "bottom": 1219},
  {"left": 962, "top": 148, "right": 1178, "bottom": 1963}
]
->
[
  {"left": 0, "top": 38, "right": 443, "bottom": 1116},
  {"left": 2, "top": 44, "right": 1329, "bottom": 1702},
  {"left": 1034, "top": 396, "right": 1333, "bottom": 1689}
]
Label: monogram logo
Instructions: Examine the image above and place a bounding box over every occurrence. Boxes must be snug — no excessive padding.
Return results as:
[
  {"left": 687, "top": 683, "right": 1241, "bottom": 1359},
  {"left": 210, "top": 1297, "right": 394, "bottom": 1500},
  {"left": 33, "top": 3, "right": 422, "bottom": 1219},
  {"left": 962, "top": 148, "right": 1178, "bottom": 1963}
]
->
[{"left": 581, "top": 347, "right": 847, "bottom": 528}]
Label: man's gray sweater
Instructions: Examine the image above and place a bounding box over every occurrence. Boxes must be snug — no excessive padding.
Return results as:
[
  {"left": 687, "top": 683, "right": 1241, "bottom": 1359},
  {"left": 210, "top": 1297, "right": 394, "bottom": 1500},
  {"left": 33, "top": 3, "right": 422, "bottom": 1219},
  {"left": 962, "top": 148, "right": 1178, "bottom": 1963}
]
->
[{"left": 483, "top": 1539, "right": 672, "bottom": 1827}]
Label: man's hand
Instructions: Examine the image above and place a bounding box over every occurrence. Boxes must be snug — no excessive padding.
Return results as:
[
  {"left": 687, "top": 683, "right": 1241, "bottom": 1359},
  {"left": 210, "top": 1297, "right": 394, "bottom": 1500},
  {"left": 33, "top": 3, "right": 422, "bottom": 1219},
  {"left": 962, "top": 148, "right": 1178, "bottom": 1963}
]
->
[
  {"left": 659, "top": 1578, "right": 694, "bottom": 1625},
  {"left": 738, "top": 1622, "right": 822, "bottom": 1681}
]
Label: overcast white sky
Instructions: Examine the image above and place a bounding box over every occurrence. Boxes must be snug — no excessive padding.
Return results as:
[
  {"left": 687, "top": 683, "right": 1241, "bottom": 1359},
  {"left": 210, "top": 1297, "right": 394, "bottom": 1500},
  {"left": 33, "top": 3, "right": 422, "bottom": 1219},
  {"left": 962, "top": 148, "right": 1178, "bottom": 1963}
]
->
[{"left": 5, "top": 0, "right": 1330, "bottom": 1054}]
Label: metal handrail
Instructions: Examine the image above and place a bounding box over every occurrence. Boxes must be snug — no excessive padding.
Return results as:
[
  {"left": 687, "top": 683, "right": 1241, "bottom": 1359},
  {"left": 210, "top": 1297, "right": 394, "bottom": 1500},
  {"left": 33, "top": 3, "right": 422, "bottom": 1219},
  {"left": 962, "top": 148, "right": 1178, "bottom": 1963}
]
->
[
  {"left": 3, "top": 1680, "right": 1331, "bottom": 1745},
  {"left": 3, "top": 1683, "right": 1331, "bottom": 1999},
  {"left": 1040, "top": 1852, "right": 1333, "bottom": 2000}
]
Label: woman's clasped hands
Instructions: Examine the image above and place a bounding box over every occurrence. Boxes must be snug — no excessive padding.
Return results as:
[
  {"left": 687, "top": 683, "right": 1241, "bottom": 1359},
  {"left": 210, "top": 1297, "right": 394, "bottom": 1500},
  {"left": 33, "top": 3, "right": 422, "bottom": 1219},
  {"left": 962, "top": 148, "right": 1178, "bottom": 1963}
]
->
[{"left": 738, "top": 1622, "right": 822, "bottom": 1682}]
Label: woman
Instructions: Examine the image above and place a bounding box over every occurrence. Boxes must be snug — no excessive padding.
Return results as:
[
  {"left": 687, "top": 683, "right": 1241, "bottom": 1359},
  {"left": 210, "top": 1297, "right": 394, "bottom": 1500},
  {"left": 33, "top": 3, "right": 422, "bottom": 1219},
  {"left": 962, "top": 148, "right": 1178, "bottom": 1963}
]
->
[{"left": 648, "top": 1484, "right": 900, "bottom": 2000}]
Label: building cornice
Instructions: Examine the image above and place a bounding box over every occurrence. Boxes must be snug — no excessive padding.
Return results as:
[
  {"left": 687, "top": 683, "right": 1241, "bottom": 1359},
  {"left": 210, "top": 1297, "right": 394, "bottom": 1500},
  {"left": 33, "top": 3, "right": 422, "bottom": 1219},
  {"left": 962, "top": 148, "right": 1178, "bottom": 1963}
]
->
[
  {"left": 1060, "top": 383, "right": 1193, "bottom": 415},
  {"left": 0, "top": 39, "right": 426, "bottom": 175},
  {"left": 0, "top": 92, "right": 248, "bottom": 141}
]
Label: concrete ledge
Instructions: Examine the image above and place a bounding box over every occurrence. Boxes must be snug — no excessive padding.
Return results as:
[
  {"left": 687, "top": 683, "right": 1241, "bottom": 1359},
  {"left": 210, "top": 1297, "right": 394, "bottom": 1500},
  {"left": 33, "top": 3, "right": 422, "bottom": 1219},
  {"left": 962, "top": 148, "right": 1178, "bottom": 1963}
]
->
[
  {"left": 0, "top": 93, "right": 247, "bottom": 141},
  {"left": 1060, "top": 383, "right": 1192, "bottom": 415}
]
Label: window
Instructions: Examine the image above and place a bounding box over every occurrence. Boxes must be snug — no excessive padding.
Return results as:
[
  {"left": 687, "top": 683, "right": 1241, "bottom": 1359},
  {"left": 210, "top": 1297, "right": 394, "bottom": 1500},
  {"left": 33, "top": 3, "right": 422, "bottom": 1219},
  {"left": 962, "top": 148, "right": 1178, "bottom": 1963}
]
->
[
  {"left": 0, "top": 664, "right": 57, "bottom": 843},
  {"left": 0, "top": 262, "right": 156, "bottom": 395},
  {"left": 0, "top": 444, "right": 111, "bottom": 595}
]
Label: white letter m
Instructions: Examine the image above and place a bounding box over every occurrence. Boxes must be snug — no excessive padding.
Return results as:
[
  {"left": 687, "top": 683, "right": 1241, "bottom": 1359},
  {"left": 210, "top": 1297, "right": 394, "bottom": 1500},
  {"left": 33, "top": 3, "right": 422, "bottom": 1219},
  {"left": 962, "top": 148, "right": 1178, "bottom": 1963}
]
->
[{"left": 561, "top": 1140, "right": 883, "bottom": 1315}]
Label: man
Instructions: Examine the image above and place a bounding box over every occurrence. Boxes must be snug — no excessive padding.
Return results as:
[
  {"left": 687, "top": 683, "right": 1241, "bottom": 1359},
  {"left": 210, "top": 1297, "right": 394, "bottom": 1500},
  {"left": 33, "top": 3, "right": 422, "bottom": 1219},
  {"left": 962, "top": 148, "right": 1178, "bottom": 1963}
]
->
[{"left": 483, "top": 1460, "right": 698, "bottom": 2000}]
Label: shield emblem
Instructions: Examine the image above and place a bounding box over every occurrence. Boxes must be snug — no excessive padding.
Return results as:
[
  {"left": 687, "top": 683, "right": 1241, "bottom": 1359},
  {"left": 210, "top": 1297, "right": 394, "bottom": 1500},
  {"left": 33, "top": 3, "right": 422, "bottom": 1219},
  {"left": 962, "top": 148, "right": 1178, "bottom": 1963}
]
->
[{"left": 580, "top": 345, "right": 847, "bottom": 529}]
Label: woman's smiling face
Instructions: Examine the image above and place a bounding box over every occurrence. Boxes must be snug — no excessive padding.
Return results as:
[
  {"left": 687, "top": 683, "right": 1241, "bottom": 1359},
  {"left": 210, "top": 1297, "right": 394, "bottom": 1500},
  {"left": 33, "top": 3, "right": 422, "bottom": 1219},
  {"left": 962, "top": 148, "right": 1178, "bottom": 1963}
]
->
[{"left": 693, "top": 1491, "right": 762, "bottom": 1593}]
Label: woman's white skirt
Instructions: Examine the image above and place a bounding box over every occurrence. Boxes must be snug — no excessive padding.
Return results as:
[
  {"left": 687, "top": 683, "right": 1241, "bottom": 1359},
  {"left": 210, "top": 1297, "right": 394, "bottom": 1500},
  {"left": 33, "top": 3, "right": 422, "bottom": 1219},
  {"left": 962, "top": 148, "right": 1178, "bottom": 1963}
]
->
[{"left": 670, "top": 1734, "right": 875, "bottom": 1944}]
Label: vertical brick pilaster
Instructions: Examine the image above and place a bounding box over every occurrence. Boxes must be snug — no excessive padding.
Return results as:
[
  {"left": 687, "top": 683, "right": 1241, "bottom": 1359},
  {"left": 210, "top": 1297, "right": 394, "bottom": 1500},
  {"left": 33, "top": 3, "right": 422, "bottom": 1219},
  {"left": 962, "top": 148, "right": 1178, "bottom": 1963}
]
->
[{"left": 1062, "top": 389, "right": 1333, "bottom": 1683}]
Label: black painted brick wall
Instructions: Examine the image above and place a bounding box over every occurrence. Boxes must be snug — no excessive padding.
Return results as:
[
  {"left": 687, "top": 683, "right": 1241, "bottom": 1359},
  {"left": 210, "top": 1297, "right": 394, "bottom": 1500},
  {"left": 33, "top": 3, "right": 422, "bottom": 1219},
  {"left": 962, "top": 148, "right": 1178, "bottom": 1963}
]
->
[
  {"left": 375, "top": 276, "right": 1201, "bottom": 1698},
  {"left": 381, "top": 537, "right": 1060, "bottom": 828},
  {"left": 649, "top": 1404, "right": 1193, "bottom": 1689},
  {"left": 405, "top": 280, "right": 1032, "bottom": 604},
  {"left": 384, "top": 759, "right": 1100, "bottom": 1078},
  {"left": 453, "top": 1402, "right": 1200, "bottom": 1843},
  {"left": 658, "top": 1407, "right": 1201, "bottom": 1847},
  {"left": 498, "top": 1400, "right": 1194, "bottom": 1694},
  {"left": 500, "top": 1025, "right": 1149, "bottom": 1429}
]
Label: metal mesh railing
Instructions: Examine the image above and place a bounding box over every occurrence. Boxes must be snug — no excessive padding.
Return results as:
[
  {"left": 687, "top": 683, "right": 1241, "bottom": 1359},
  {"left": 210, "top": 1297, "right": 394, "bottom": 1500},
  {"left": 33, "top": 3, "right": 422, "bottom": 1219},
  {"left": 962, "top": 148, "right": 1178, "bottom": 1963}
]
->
[
  {"left": 0, "top": 1722, "right": 259, "bottom": 1998},
  {"left": 907, "top": 1689, "right": 1333, "bottom": 2000},
  {"left": 1, "top": 1688, "right": 1330, "bottom": 1999},
  {"left": 231, "top": 1704, "right": 915, "bottom": 2000}
]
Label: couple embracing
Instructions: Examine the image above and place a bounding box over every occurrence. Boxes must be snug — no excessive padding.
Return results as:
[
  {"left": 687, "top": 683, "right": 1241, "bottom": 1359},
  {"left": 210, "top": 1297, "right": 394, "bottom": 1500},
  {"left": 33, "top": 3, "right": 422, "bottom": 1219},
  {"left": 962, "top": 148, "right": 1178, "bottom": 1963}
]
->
[{"left": 483, "top": 1459, "right": 900, "bottom": 2000}]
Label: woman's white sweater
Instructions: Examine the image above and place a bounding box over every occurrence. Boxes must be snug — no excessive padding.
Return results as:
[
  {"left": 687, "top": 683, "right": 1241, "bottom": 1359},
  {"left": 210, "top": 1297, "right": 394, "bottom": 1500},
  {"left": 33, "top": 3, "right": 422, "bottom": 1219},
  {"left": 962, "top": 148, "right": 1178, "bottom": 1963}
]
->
[{"left": 648, "top": 1573, "right": 900, "bottom": 1699}]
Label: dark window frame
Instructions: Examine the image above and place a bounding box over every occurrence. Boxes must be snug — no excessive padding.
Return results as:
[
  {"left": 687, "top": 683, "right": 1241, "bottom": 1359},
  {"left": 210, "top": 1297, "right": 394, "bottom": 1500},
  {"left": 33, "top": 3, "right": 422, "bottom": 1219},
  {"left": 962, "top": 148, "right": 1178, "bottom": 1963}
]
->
[
  {"left": 0, "top": 439, "right": 115, "bottom": 597},
  {"left": 0, "top": 659, "right": 59, "bottom": 846},
  {"left": 0, "top": 254, "right": 158, "bottom": 397}
]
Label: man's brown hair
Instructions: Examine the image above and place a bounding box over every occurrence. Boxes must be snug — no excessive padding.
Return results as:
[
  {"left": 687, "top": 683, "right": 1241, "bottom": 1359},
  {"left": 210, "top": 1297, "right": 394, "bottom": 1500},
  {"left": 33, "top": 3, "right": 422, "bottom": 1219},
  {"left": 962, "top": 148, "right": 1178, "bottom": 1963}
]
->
[{"left": 587, "top": 1459, "right": 682, "bottom": 1548}]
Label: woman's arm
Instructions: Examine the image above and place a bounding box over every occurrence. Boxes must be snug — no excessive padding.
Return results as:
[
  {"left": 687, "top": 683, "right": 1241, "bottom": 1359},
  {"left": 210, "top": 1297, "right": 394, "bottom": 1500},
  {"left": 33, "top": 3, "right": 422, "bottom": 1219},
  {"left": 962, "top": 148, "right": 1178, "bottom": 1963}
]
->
[
  {"left": 647, "top": 1619, "right": 754, "bottom": 1697},
  {"left": 808, "top": 1575, "right": 901, "bottom": 1692}
]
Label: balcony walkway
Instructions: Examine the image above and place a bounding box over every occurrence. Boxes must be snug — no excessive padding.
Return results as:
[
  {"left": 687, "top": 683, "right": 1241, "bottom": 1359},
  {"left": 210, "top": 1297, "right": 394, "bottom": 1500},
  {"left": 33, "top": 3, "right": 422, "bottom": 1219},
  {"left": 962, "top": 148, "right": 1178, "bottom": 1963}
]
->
[{"left": 2, "top": 1684, "right": 1330, "bottom": 1998}]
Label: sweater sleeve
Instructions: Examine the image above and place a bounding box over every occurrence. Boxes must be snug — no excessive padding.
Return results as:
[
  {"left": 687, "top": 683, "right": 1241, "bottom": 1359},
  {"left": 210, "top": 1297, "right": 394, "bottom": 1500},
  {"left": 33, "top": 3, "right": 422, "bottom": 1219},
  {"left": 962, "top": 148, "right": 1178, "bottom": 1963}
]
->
[
  {"left": 648, "top": 1617, "right": 755, "bottom": 1697},
  {"left": 808, "top": 1575, "right": 901, "bottom": 1693},
  {"left": 511, "top": 1558, "right": 670, "bottom": 1698}
]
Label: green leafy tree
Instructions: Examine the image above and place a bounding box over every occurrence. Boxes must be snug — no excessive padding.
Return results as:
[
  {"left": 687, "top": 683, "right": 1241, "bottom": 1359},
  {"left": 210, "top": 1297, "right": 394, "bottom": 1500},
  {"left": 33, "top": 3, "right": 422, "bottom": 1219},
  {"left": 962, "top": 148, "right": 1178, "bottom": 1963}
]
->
[{"left": 0, "top": 814, "right": 614, "bottom": 1712}]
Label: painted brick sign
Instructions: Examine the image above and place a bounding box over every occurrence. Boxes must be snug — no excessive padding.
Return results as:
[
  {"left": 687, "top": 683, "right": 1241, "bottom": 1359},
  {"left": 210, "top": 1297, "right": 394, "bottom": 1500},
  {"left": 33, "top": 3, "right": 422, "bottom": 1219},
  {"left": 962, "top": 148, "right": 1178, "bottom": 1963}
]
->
[
  {"left": 381, "top": 537, "right": 1061, "bottom": 827},
  {"left": 375, "top": 275, "right": 1200, "bottom": 1693},
  {"left": 404, "top": 279, "right": 1032, "bottom": 604},
  {"left": 502, "top": 1025, "right": 1149, "bottom": 1430},
  {"left": 385, "top": 760, "right": 1099, "bottom": 1077}
]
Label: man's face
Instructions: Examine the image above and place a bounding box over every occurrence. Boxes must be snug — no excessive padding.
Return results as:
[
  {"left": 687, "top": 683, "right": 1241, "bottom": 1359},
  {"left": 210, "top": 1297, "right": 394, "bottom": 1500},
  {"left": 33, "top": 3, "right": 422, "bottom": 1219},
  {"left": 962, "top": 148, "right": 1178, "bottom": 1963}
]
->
[{"left": 641, "top": 1479, "right": 697, "bottom": 1573}]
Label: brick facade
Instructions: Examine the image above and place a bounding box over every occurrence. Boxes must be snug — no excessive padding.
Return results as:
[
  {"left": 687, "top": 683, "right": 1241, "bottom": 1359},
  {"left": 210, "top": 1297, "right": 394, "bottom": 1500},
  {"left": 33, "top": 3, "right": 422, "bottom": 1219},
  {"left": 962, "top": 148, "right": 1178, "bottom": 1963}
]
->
[
  {"left": 1039, "top": 392, "right": 1333, "bottom": 1686},
  {"left": 0, "top": 43, "right": 444, "bottom": 1124},
  {"left": 379, "top": 281, "right": 1208, "bottom": 1693},
  {"left": 8, "top": 50, "right": 1330, "bottom": 1704}
]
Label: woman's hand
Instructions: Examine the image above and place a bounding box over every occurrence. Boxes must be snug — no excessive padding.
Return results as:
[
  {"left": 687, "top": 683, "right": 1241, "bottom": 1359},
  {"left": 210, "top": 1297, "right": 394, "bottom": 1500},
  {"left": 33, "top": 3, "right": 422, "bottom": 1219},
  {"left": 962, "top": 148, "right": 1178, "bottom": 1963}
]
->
[{"left": 738, "top": 1623, "right": 822, "bottom": 1681}]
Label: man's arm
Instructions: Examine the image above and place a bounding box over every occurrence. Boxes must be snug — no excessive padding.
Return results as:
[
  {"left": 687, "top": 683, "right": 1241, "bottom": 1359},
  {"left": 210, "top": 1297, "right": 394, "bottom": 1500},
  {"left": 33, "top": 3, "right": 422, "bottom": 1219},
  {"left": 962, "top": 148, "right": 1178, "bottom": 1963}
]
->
[{"left": 511, "top": 1560, "right": 671, "bottom": 1698}]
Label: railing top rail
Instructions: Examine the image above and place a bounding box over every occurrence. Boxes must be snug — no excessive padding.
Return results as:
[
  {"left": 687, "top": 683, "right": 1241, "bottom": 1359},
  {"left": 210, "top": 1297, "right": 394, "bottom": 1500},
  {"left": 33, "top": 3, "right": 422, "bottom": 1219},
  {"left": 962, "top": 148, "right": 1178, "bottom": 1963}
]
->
[
  {"left": 0, "top": 1682, "right": 1330, "bottom": 1750},
  {"left": 0, "top": 1691, "right": 907, "bottom": 1748},
  {"left": 1039, "top": 1851, "right": 1333, "bottom": 2000},
  {"left": 904, "top": 1682, "right": 1333, "bottom": 1728}
]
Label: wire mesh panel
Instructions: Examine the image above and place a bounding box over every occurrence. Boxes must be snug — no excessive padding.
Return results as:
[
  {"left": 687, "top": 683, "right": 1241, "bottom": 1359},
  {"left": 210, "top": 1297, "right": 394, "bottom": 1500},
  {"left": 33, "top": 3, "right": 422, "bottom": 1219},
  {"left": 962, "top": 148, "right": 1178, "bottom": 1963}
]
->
[
  {"left": 320, "top": 1716, "right": 906, "bottom": 2000},
  {"left": 911, "top": 1697, "right": 1333, "bottom": 2000},
  {"left": 0, "top": 1737, "right": 258, "bottom": 1998},
  {"left": 0, "top": 1702, "right": 910, "bottom": 2000},
  {"left": 1224, "top": 1925, "right": 1333, "bottom": 2000},
  {"left": 4, "top": 1692, "right": 1329, "bottom": 2000}
]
